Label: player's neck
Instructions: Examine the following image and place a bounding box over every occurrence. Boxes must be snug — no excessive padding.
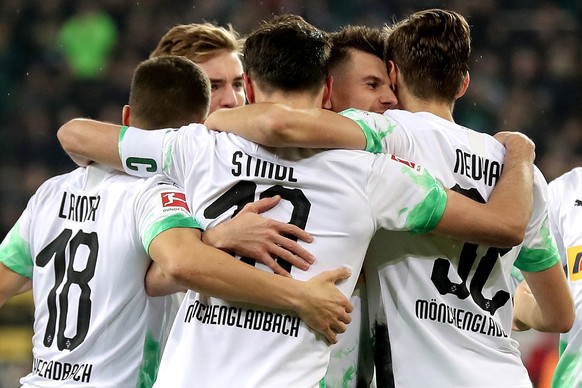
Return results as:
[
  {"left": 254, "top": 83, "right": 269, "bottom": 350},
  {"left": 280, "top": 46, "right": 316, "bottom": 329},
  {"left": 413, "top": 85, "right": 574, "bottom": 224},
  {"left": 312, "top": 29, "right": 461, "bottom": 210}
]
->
[
  {"left": 256, "top": 91, "right": 323, "bottom": 109},
  {"left": 400, "top": 96, "right": 455, "bottom": 123}
]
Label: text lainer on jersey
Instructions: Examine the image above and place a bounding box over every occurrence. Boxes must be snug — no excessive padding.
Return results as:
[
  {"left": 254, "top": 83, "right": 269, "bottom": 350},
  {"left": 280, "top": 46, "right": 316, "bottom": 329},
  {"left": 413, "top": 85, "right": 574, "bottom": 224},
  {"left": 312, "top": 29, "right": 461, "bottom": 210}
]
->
[{"left": 58, "top": 192, "right": 101, "bottom": 222}]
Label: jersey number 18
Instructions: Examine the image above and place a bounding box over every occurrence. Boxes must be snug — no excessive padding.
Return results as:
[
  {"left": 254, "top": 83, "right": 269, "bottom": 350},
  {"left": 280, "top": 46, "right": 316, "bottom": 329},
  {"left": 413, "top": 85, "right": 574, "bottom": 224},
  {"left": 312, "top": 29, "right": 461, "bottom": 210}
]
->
[{"left": 36, "top": 229, "right": 98, "bottom": 351}]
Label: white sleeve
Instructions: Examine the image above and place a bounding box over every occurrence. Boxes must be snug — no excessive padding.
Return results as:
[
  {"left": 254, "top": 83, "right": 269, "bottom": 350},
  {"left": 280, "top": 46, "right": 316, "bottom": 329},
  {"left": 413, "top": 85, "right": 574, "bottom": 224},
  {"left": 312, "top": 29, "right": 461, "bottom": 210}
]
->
[
  {"left": 119, "top": 125, "right": 175, "bottom": 178},
  {"left": 340, "top": 109, "right": 411, "bottom": 156},
  {"left": 133, "top": 176, "right": 202, "bottom": 253}
]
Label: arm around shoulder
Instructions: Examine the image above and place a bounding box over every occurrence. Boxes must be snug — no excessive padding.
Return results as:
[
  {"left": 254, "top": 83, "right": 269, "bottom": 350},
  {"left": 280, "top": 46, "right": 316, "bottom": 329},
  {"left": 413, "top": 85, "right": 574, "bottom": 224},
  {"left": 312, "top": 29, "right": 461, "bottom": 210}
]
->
[
  {"left": 57, "top": 118, "right": 123, "bottom": 169},
  {"left": 147, "top": 226, "right": 353, "bottom": 343},
  {"left": 205, "top": 103, "right": 366, "bottom": 149},
  {"left": 434, "top": 132, "right": 535, "bottom": 247}
]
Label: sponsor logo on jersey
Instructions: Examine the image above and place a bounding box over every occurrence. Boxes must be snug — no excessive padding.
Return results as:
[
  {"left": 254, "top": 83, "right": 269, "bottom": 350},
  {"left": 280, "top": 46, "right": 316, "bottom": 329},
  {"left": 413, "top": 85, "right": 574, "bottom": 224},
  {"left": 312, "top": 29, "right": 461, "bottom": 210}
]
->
[
  {"left": 184, "top": 300, "right": 301, "bottom": 337},
  {"left": 415, "top": 298, "right": 508, "bottom": 338},
  {"left": 32, "top": 357, "right": 93, "bottom": 383},
  {"left": 161, "top": 192, "right": 190, "bottom": 212},
  {"left": 567, "top": 245, "right": 582, "bottom": 281},
  {"left": 390, "top": 154, "right": 416, "bottom": 169},
  {"left": 574, "top": 199, "right": 582, "bottom": 207}
]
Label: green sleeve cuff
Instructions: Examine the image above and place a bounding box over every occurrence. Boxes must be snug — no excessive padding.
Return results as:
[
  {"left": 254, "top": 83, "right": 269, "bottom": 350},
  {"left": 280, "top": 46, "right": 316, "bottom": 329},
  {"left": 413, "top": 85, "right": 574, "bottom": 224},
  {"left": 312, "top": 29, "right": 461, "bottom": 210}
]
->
[
  {"left": 118, "top": 125, "right": 129, "bottom": 159},
  {"left": 360, "top": 122, "right": 385, "bottom": 154},
  {"left": 409, "top": 181, "right": 448, "bottom": 234},
  {"left": 144, "top": 214, "right": 203, "bottom": 253},
  {"left": 339, "top": 108, "right": 384, "bottom": 154},
  {"left": 0, "top": 223, "right": 33, "bottom": 279},
  {"left": 514, "top": 246, "right": 560, "bottom": 272}
]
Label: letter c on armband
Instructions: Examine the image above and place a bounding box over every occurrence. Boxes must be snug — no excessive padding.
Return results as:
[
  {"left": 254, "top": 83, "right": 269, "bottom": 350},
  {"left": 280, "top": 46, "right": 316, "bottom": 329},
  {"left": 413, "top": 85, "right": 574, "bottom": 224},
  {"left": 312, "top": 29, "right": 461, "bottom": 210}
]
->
[{"left": 125, "top": 157, "right": 157, "bottom": 172}]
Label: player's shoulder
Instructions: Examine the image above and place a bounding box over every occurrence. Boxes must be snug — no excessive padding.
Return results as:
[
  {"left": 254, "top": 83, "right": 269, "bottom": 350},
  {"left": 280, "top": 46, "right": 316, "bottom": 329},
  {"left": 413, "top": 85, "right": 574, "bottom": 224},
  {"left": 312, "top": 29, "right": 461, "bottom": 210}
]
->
[
  {"left": 177, "top": 123, "right": 259, "bottom": 152},
  {"left": 34, "top": 167, "right": 85, "bottom": 194},
  {"left": 178, "top": 123, "right": 216, "bottom": 138},
  {"left": 140, "top": 174, "right": 180, "bottom": 190},
  {"left": 129, "top": 175, "right": 184, "bottom": 206},
  {"left": 549, "top": 167, "right": 582, "bottom": 189},
  {"left": 170, "top": 123, "right": 214, "bottom": 144}
]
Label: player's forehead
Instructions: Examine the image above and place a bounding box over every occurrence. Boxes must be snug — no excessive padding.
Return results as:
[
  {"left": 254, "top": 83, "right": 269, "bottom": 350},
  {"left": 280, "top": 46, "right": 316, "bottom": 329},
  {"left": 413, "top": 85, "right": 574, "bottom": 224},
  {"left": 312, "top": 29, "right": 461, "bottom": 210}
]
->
[
  {"left": 197, "top": 50, "right": 243, "bottom": 83},
  {"left": 345, "top": 49, "right": 388, "bottom": 79}
]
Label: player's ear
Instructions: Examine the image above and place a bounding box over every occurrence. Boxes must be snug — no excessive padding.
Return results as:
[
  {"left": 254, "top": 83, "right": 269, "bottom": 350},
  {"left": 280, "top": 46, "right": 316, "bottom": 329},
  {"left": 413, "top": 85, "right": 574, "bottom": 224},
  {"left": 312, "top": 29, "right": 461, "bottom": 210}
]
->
[
  {"left": 122, "top": 105, "right": 131, "bottom": 126},
  {"left": 387, "top": 60, "right": 398, "bottom": 91},
  {"left": 456, "top": 71, "right": 470, "bottom": 99},
  {"left": 243, "top": 74, "right": 255, "bottom": 104},
  {"left": 322, "top": 76, "right": 333, "bottom": 110}
]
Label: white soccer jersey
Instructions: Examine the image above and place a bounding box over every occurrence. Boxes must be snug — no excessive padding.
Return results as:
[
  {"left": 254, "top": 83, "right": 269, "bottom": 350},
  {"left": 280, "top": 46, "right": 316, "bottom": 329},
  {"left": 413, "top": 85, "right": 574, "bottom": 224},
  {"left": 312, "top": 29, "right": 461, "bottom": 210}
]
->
[
  {"left": 119, "top": 124, "right": 448, "bottom": 387},
  {"left": 342, "top": 108, "right": 560, "bottom": 388},
  {"left": 548, "top": 167, "right": 582, "bottom": 388},
  {"left": 0, "top": 164, "right": 199, "bottom": 388}
]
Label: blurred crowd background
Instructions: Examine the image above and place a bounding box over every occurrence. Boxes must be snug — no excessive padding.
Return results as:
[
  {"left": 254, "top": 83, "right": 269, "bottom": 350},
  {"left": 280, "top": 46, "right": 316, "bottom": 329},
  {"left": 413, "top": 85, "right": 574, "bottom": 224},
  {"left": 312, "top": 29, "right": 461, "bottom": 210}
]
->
[{"left": 0, "top": 0, "right": 580, "bottom": 387}]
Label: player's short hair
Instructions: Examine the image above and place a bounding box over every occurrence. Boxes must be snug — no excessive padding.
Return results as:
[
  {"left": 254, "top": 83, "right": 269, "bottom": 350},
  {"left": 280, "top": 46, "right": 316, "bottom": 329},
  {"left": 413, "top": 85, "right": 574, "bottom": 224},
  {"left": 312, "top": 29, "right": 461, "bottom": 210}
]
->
[
  {"left": 328, "top": 25, "right": 389, "bottom": 74},
  {"left": 129, "top": 56, "right": 211, "bottom": 129},
  {"left": 150, "top": 23, "right": 243, "bottom": 64},
  {"left": 386, "top": 9, "right": 470, "bottom": 103},
  {"left": 243, "top": 14, "right": 331, "bottom": 95}
]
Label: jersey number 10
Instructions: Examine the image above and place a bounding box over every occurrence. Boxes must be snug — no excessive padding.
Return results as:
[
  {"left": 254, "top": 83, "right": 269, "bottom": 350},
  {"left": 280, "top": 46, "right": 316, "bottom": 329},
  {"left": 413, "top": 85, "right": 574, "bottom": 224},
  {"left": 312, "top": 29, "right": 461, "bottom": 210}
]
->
[
  {"left": 204, "top": 180, "right": 311, "bottom": 274},
  {"left": 430, "top": 184, "right": 511, "bottom": 315}
]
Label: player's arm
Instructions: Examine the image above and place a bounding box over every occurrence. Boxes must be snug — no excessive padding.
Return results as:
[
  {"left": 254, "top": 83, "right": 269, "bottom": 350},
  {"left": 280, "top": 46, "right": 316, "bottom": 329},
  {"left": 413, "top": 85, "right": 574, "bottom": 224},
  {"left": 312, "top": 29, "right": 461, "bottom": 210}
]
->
[
  {"left": 432, "top": 132, "right": 534, "bottom": 247},
  {"left": 0, "top": 263, "right": 30, "bottom": 308},
  {"left": 513, "top": 266, "right": 574, "bottom": 333},
  {"left": 204, "top": 103, "right": 366, "bottom": 149},
  {"left": 60, "top": 118, "right": 317, "bottom": 272},
  {"left": 15, "top": 279, "right": 32, "bottom": 294},
  {"left": 147, "top": 227, "right": 353, "bottom": 344},
  {"left": 146, "top": 196, "right": 315, "bottom": 289},
  {"left": 145, "top": 260, "right": 187, "bottom": 295},
  {"left": 203, "top": 196, "right": 315, "bottom": 276},
  {"left": 57, "top": 119, "right": 124, "bottom": 169}
]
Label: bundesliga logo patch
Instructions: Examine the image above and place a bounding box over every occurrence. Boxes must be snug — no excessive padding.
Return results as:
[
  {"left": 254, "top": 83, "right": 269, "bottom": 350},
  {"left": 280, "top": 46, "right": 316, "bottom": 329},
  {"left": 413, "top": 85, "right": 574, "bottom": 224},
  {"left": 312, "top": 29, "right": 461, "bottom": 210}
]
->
[
  {"left": 161, "top": 192, "right": 190, "bottom": 212},
  {"left": 391, "top": 154, "right": 417, "bottom": 169}
]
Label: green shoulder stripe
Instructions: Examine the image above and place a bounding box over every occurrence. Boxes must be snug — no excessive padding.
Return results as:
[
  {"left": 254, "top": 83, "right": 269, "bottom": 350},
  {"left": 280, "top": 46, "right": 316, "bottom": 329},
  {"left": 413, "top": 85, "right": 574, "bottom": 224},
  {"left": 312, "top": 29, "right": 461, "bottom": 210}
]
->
[
  {"left": 143, "top": 214, "right": 202, "bottom": 253},
  {"left": 0, "top": 221, "right": 33, "bottom": 278}
]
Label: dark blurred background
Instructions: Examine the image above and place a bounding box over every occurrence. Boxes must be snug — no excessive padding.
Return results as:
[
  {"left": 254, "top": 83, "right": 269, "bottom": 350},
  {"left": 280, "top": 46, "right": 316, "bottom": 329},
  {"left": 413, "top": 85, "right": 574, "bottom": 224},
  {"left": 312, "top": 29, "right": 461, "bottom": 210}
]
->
[{"left": 0, "top": 1, "right": 580, "bottom": 387}]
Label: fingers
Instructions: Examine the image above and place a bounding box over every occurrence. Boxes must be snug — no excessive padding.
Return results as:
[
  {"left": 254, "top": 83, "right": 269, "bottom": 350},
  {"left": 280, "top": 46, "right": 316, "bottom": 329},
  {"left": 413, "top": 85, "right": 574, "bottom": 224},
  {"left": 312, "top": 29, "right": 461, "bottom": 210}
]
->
[
  {"left": 323, "top": 329, "right": 338, "bottom": 344},
  {"left": 240, "top": 195, "right": 281, "bottom": 214},
  {"left": 322, "top": 316, "right": 350, "bottom": 344},
  {"left": 259, "top": 255, "right": 292, "bottom": 277},
  {"left": 272, "top": 236, "right": 314, "bottom": 265},
  {"left": 331, "top": 321, "right": 348, "bottom": 335},
  {"left": 274, "top": 222, "right": 313, "bottom": 243},
  {"left": 320, "top": 267, "right": 352, "bottom": 284},
  {"left": 343, "top": 301, "right": 354, "bottom": 316},
  {"left": 493, "top": 132, "right": 508, "bottom": 144},
  {"left": 267, "top": 245, "right": 312, "bottom": 271},
  {"left": 494, "top": 131, "right": 534, "bottom": 150}
]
